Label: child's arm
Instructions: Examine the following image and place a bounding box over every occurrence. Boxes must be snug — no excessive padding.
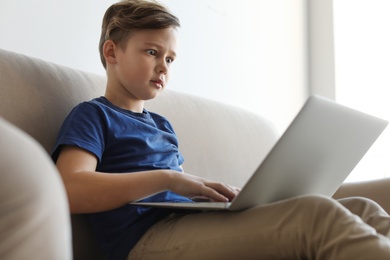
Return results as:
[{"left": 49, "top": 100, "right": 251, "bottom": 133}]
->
[{"left": 56, "top": 146, "right": 238, "bottom": 214}]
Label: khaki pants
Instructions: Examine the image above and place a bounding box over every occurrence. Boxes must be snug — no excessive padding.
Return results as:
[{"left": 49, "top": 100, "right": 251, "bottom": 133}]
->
[{"left": 129, "top": 195, "right": 390, "bottom": 260}]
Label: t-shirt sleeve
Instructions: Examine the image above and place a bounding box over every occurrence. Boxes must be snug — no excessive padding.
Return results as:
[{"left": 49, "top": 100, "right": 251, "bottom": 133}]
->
[{"left": 51, "top": 102, "right": 106, "bottom": 163}]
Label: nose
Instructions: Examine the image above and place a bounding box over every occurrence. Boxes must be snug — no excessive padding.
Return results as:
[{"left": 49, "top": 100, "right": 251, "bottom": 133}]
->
[{"left": 156, "top": 59, "right": 169, "bottom": 75}]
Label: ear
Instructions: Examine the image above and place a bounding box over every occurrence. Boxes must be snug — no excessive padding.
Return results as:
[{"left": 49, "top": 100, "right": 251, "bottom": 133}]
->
[{"left": 103, "top": 40, "right": 117, "bottom": 65}]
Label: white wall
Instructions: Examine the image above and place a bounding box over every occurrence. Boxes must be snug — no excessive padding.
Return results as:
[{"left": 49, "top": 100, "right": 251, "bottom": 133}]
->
[
  {"left": 0, "top": 0, "right": 309, "bottom": 132},
  {"left": 0, "top": 0, "right": 110, "bottom": 74}
]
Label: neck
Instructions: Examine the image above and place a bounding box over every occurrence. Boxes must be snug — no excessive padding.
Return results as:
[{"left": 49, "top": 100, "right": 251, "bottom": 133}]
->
[{"left": 104, "top": 90, "right": 145, "bottom": 113}]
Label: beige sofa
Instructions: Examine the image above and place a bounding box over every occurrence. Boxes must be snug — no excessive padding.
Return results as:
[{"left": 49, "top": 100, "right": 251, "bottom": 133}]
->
[{"left": 0, "top": 48, "right": 389, "bottom": 259}]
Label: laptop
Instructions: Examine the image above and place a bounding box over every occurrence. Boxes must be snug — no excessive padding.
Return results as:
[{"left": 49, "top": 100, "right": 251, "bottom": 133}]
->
[{"left": 130, "top": 95, "right": 388, "bottom": 211}]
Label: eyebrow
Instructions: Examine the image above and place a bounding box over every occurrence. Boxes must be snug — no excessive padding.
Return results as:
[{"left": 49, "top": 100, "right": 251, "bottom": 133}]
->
[{"left": 144, "top": 42, "right": 177, "bottom": 58}]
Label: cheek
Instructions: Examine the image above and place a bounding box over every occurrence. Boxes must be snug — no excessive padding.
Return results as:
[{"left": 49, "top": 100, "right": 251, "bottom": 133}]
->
[
  {"left": 120, "top": 59, "right": 144, "bottom": 75},
  {"left": 165, "top": 73, "right": 170, "bottom": 83}
]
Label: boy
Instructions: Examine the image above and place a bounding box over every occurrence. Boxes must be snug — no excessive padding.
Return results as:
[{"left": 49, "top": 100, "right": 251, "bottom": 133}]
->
[{"left": 53, "top": 0, "right": 390, "bottom": 259}]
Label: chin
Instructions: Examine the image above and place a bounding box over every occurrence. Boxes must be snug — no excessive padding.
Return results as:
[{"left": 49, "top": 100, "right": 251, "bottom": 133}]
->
[{"left": 145, "top": 89, "right": 163, "bottom": 101}]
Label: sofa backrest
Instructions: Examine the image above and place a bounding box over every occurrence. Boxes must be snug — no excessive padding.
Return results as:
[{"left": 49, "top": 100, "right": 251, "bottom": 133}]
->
[
  {"left": 146, "top": 91, "right": 279, "bottom": 187},
  {"left": 0, "top": 49, "right": 106, "bottom": 154}
]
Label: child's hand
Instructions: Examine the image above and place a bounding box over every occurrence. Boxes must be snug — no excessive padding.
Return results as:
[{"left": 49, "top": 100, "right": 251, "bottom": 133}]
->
[{"left": 168, "top": 171, "right": 240, "bottom": 202}]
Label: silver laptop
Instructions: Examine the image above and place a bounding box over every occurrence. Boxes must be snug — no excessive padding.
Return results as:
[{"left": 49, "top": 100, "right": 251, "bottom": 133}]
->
[{"left": 130, "top": 95, "right": 388, "bottom": 211}]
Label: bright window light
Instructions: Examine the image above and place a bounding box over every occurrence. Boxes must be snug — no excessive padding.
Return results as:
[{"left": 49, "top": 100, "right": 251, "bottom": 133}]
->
[{"left": 333, "top": 0, "right": 390, "bottom": 182}]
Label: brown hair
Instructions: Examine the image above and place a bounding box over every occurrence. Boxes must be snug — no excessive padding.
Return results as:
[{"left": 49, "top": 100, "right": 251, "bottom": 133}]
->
[{"left": 99, "top": 0, "right": 180, "bottom": 69}]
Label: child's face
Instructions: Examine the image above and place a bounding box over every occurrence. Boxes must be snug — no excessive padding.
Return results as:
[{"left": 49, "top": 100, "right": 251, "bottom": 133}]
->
[{"left": 111, "top": 27, "right": 178, "bottom": 103}]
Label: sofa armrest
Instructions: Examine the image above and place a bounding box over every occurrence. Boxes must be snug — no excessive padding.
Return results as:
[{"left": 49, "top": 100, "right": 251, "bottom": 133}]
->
[
  {"left": 0, "top": 118, "right": 72, "bottom": 259},
  {"left": 333, "top": 179, "right": 390, "bottom": 214}
]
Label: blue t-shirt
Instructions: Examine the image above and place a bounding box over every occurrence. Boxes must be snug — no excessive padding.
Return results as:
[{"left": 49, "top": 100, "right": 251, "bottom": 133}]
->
[{"left": 52, "top": 97, "right": 192, "bottom": 260}]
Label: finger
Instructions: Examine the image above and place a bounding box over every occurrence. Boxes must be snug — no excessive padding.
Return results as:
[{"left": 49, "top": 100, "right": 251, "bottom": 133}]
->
[
  {"left": 230, "top": 185, "right": 241, "bottom": 193},
  {"left": 201, "top": 186, "right": 230, "bottom": 202},
  {"left": 207, "top": 183, "right": 237, "bottom": 201}
]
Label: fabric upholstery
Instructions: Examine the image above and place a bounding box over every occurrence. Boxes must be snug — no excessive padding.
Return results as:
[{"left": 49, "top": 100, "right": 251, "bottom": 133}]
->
[
  {"left": 0, "top": 118, "right": 72, "bottom": 260},
  {"left": 0, "top": 49, "right": 106, "bottom": 153}
]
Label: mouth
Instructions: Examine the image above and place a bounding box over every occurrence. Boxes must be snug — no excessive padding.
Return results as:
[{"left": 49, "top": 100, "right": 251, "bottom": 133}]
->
[{"left": 150, "top": 79, "right": 164, "bottom": 88}]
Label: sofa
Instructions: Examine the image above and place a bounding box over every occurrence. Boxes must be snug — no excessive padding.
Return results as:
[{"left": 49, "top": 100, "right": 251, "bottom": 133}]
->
[{"left": 0, "top": 48, "right": 389, "bottom": 259}]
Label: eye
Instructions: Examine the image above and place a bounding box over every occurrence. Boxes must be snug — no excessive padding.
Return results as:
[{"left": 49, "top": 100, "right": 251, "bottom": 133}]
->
[
  {"left": 166, "top": 57, "right": 174, "bottom": 64},
  {"left": 147, "top": 49, "right": 157, "bottom": 56}
]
